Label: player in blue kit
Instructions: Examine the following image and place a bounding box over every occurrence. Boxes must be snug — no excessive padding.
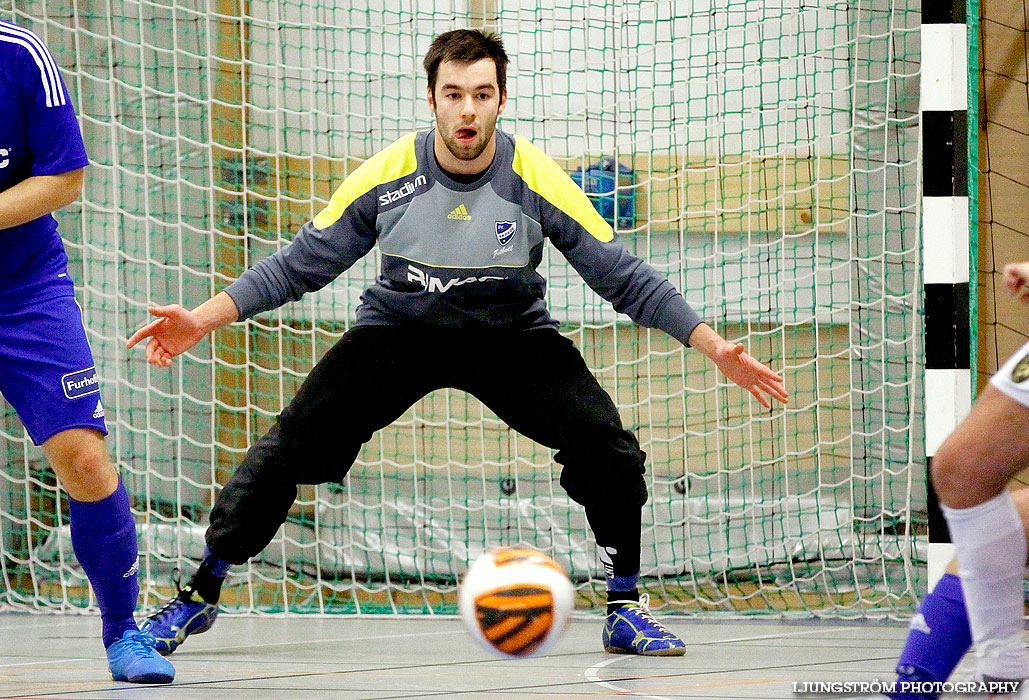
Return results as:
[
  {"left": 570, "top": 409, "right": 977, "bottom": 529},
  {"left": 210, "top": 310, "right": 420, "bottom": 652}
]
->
[
  {"left": 128, "top": 29, "right": 789, "bottom": 658},
  {"left": 0, "top": 20, "right": 173, "bottom": 684}
]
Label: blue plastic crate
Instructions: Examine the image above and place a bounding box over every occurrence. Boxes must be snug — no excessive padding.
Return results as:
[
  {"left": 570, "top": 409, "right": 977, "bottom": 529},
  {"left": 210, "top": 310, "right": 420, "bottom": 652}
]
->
[{"left": 570, "top": 157, "right": 635, "bottom": 229}]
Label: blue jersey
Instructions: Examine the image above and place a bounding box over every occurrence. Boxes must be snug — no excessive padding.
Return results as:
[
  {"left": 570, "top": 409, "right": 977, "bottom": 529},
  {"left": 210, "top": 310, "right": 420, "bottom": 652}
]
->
[{"left": 0, "top": 20, "right": 88, "bottom": 298}]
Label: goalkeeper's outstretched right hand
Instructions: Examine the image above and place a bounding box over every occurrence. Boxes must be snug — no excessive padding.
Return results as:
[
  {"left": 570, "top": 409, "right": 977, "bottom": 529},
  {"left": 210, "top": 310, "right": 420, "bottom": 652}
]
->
[{"left": 127, "top": 292, "right": 239, "bottom": 367}]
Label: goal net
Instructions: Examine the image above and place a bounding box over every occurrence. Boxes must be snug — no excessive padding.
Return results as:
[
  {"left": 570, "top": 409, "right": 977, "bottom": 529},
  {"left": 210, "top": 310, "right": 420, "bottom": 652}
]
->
[{"left": 1, "top": 0, "right": 929, "bottom": 617}]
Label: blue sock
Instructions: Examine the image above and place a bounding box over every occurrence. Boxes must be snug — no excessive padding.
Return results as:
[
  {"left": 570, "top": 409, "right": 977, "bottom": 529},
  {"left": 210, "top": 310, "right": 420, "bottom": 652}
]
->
[
  {"left": 607, "top": 573, "right": 640, "bottom": 595},
  {"left": 890, "top": 573, "right": 971, "bottom": 698},
  {"left": 202, "top": 546, "right": 231, "bottom": 578},
  {"left": 187, "top": 546, "right": 232, "bottom": 604},
  {"left": 68, "top": 479, "right": 140, "bottom": 648}
]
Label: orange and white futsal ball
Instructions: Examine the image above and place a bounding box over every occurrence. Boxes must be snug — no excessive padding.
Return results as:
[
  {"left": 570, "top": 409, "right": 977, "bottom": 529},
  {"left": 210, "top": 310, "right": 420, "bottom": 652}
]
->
[{"left": 459, "top": 547, "right": 574, "bottom": 659}]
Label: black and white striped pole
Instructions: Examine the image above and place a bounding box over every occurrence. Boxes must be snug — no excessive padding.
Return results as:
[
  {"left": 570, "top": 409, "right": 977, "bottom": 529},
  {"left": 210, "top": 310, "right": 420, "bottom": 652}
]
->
[{"left": 921, "top": 1, "right": 971, "bottom": 589}]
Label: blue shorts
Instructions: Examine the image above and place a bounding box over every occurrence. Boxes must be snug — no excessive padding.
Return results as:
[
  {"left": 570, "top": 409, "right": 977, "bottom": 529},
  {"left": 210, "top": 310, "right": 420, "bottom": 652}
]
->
[{"left": 0, "top": 292, "right": 108, "bottom": 445}]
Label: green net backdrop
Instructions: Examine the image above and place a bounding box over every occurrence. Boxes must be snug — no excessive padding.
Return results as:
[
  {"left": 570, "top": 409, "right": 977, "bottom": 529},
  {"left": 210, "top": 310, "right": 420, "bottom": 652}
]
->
[{"left": 1, "top": 0, "right": 928, "bottom": 617}]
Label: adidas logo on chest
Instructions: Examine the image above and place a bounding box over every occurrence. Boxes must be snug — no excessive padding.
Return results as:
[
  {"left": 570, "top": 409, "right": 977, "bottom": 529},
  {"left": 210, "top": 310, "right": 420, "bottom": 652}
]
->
[{"left": 447, "top": 204, "right": 471, "bottom": 221}]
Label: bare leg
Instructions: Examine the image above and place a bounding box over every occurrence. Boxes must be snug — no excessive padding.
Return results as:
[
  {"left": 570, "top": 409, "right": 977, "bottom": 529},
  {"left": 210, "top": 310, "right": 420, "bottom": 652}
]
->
[
  {"left": 42, "top": 427, "right": 118, "bottom": 502},
  {"left": 932, "top": 386, "right": 1029, "bottom": 683}
]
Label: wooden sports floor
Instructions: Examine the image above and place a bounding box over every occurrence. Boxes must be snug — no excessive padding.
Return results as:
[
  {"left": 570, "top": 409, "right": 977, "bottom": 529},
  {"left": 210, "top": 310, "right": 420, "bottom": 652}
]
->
[{"left": 0, "top": 611, "right": 973, "bottom": 700}]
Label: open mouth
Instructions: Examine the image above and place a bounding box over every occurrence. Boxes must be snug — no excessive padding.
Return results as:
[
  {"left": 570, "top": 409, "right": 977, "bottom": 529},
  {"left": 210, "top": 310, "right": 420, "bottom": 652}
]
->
[{"left": 456, "top": 127, "right": 477, "bottom": 143}]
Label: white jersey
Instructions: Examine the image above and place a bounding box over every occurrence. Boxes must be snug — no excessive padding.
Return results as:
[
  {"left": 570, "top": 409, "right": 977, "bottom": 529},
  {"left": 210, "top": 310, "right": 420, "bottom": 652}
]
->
[{"left": 990, "top": 341, "right": 1029, "bottom": 408}]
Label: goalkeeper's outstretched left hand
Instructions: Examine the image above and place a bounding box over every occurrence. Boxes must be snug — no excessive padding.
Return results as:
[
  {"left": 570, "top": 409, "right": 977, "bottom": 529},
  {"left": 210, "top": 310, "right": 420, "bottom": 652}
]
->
[
  {"left": 686, "top": 322, "right": 789, "bottom": 409},
  {"left": 710, "top": 342, "right": 789, "bottom": 409}
]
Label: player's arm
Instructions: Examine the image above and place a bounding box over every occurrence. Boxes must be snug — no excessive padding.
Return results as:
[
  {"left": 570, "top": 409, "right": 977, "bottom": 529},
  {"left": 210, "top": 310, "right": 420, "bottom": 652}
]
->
[
  {"left": 514, "top": 141, "right": 693, "bottom": 331},
  {"left": 515, "top": 139, "right": 787, "bottom": 407},
  {"left": 4, "top": 32, "right": 89, "bottom": 231},
  {"left": 127, "top": 205, "right": 374, "bottom": 368},
  {"left": 553, "top": 214, "right": 788, "bottom": 407},
  {"left": 221, "top": 133, "right": 417, "bottom": 320},
  {"left": 0, "top": 167, "right": 84, "bottom": 230},
  {"left": 127, "top": 134, "right": 420, "bottom": 367}
]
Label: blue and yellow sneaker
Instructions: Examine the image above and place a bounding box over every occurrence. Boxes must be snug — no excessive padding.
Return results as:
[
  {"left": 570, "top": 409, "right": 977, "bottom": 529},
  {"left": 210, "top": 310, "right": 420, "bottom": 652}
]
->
[
  {"left": 140, "top": 586, "right": 218, "bottom": 655},
  {"left": 106, "top": 629, "right": 175, "bottom": 683},
  {"left": 603, "top": 594, "right": 686, "bottom": 656}
]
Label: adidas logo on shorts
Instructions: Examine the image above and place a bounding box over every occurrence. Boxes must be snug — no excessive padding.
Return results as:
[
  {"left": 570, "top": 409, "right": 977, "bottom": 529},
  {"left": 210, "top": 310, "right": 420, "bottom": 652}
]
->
[{"left": 93, "top": 399, "right": 105, "bottom": 419}]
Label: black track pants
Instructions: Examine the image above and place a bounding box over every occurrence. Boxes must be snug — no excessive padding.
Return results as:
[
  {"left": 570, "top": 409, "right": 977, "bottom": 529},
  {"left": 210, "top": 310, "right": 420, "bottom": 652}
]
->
[{"left": 207, "top": 325, "right": 648, "bottom": 579}]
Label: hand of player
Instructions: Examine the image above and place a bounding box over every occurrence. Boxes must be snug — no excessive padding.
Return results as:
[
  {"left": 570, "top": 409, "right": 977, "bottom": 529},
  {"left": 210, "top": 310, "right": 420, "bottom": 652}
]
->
[
  {"left": 710, "top": 343, "right": 789, "bottom": 409},
  {"left": 126, "top": 304, "right": 208, "bottom": 368},
  {"left": 1003, "top": 261, "right": 1029, "bottom": 304}
]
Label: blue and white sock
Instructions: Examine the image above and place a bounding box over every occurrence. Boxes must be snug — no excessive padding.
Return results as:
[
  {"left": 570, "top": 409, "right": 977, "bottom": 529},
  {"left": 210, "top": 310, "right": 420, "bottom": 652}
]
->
[
  {"left": 892, "top": 573, "right": 972, "bottom": 692},
  {"left": 605, "top": 571, "right": 641, "bottom": 614},
  {"left": 68, "top": 478, "right": 140, "bottom": 648}
]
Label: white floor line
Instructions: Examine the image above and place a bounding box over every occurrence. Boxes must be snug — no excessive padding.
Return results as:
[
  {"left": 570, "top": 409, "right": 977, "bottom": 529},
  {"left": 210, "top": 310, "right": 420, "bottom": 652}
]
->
[
  {"left": 0, "top": 657, "right": 90, "bottom": 669},
  {"left": 584, "top": 657, "right": 678, "bottom": 700}
]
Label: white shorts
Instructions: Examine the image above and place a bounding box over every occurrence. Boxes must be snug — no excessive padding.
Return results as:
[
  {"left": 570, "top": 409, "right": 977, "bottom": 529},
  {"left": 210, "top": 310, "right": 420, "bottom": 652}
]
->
[{"left": 989, "top": 339, "right": 1029, "bottom": 409}]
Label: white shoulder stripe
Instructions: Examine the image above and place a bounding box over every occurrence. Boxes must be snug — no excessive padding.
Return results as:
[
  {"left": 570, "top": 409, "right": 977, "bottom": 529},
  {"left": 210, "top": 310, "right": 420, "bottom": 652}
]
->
[
  {"left": 0, "top": 34, "right": 58, "bottom": 107},
  {"left": 0, "top": 23, "right": 64, "bottom": 105},
  {"left": 1, "top": 23, "right": 65, "bottom": 107},
  {"left": 0, "top": 24, "right": 64, "bottom": 107}
]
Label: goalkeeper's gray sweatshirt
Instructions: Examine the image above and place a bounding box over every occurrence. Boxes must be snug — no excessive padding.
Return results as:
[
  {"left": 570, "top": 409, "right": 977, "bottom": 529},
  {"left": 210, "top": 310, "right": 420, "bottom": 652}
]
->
[{"left": 224, "top": 129, "right": 703, "bottom": 345}]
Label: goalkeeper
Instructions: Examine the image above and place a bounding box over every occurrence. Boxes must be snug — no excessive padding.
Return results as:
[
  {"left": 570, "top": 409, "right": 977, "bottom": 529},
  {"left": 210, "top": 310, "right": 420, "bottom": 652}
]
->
[{"left": 128, "top": 28, "right": 788, "bottom": 657}]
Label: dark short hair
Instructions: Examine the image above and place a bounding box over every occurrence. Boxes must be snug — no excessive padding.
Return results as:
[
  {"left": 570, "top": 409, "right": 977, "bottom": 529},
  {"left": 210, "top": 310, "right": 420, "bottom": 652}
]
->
[{"left": 424, "top": 29, "right": 509, "bottom": 94}]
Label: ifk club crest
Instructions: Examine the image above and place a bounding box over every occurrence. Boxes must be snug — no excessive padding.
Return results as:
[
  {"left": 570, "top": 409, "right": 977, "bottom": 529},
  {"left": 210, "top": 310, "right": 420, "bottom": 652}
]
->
[{"left": 495, "top": 220, "right": 517, "bottom": 246}]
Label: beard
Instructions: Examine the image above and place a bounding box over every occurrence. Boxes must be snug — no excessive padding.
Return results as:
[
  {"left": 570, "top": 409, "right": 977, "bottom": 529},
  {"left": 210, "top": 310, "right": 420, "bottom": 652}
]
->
[{"left": 438, "top": 117, "right": 497, "bottom": 162}]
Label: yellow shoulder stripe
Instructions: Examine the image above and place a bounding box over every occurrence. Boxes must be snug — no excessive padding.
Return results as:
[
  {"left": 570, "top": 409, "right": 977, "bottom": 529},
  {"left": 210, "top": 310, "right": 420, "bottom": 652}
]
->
[
  {"left": 312, "top": 132, "right": 419, "bottom": 230},
  {"left": 511, "top": 135, "right": 613, "bottom": 243}
]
